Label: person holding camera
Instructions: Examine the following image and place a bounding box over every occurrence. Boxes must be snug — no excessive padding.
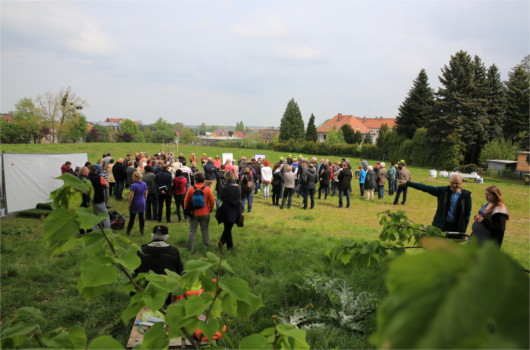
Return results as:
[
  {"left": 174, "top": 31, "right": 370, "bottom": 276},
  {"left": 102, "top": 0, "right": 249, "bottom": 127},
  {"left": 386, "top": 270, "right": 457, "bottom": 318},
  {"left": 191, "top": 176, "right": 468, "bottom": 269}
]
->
[{"left": 155, "top": 165, "right": 173, "bottom": 223}]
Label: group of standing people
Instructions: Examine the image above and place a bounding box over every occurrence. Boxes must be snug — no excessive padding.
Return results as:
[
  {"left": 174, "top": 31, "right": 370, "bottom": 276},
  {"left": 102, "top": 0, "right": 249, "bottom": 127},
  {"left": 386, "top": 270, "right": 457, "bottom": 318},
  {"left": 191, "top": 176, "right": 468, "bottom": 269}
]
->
[{"left": 62, "top": 150, "right": 511, "bottom": 251}]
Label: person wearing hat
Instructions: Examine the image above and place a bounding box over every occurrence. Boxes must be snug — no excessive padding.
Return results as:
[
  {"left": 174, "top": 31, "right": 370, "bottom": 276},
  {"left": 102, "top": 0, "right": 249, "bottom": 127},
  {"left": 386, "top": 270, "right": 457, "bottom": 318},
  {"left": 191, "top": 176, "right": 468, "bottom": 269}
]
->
[
  {"left": 135, "top": 225, "right": 183, "bottom": 276},
  {"left": 393, "top": 161, "right": 411, "bottom": 205},
  {"left": 134, "top": 225, "right": 184, "bottom": 305},
  {"left": 213, "top": 155, "right": 221, "bottom": 168}
]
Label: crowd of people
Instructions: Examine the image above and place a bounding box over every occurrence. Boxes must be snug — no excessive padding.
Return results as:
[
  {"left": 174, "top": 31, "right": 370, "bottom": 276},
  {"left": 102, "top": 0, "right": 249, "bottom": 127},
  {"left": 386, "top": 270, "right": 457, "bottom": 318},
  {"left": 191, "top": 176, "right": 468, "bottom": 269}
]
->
[{"left": 61, "top": 150, "right": 510, "bottom": 255}]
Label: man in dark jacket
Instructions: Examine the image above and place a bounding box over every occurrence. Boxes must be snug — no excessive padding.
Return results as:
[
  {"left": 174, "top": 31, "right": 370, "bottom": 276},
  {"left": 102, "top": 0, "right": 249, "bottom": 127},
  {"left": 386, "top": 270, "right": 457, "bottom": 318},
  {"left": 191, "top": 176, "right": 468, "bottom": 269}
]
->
[
  {"left": 399, "top": 174, "right": 472, "bottom": 233},
  {"left": 143, "top": 166, "right": 158, "bottom": 221},
  {"left": 112, "top": 158, "right": 127, "bottom": 200},
  {"left": 135, "top": 225, "right": 183, "bottom": 275},
  {"left": 250, "top": 158, "right": 261, "bottom": 194},
  {"left": 134, "top": 225, "right": 183, "bottom": 305},
  {"left": 338, "top": 162, "right": 353, "bottom": 208},
  {"left": 155, "top": 165, "right": 173, "bottom": 223},
  {"left": 301, "top": 163, "right": 318, "bottom": 209},
  {"left": 203, "top": 157, "right": 217, "bottom": 190}
]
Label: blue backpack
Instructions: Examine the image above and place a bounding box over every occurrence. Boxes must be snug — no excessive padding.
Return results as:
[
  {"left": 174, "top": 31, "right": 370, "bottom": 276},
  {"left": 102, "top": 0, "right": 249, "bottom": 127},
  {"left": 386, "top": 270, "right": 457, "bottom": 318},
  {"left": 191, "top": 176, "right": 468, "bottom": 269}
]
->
[{"left": 192, "top": 185, "right": 205, "bottom": 209}]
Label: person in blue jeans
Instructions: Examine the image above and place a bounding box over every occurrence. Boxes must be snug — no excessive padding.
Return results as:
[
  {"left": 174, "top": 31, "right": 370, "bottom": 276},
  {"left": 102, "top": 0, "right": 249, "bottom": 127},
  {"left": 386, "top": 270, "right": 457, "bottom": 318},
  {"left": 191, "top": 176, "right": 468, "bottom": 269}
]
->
[
  {"left": 358, "top": 166, "right": 366, "bottom": 197},
  {"left": 239, "top": 167, "right": 254, "bottom": 213}
]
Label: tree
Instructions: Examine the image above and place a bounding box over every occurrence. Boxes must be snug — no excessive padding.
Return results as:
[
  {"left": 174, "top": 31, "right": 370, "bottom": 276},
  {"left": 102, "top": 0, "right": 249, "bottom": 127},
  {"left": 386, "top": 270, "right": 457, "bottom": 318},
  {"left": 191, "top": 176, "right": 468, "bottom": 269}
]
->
[
  {"left": 353, "top": 130, "right": 363, "bottom": 144},
  {"left": 86, "top": 124, "right": 111, "bottom": 142},
  {"left": 12, "top": 97, "right": 42, "bottom": 143},
  {"left": 119, "top": 120, "right": 144, "bottom": 142},
  {"left": 305, "top": 114, "right": 318, "bottom": 142},
  {"left": 395, "top": 69, "right": 435, "bottom": 139},
  {"left": 198, "top": 123, "right": 207, "bottom": 136},
  {"left": 36, "top": 88, "right": 87, "bottom": 143},
  {"left": 520, "top": 55, "right": 530, "bottom": 77},
  {"left": 150, "top": 117, "right": 175, "bottom": 143},
  {"left": 324, "top": 127, "right": 344, "bottom": 145},
  {"left": 428, "top": 51, "right": 489, "bottom": 164},
  {"left": 485, "top": 64, "right": 507, "bottom": 141},
  {"left": 504, "top": 64, "right": 530, "bottom": 141},
  {"left": 279, "top": 98, "right": 305, "bottom": 142},
  {"left": 364, "top": 133, "right": 373, "bottom": 144},
  {"left": 61, "top": 114, "right": 88, "bottom": 143},
  {"left": 235, "top": 121, "right": 245, "bottom": 132},
  {"left": 340, "top": 124, "right": 356, "bottom": 144}
]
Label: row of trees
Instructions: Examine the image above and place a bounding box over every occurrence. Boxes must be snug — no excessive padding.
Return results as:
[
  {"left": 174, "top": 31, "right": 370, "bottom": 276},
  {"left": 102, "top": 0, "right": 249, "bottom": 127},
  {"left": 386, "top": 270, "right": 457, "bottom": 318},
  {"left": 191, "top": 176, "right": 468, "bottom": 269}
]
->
[
  {"left": 1, "top": 88, "right": 88, "bottom": 144},
  {"left": 275, "top": 52, "right": 528, "bottom": 169},
  {"left": 393, "top": 51, "right": 529, "bottom": 167}
]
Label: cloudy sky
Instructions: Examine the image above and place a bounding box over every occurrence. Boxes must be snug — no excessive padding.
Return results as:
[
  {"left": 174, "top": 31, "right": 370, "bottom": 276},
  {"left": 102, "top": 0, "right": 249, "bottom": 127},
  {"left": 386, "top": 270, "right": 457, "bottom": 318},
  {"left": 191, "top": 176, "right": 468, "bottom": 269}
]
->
[{"left": 1, "top": 0, "right": 528, "bottom": 128}]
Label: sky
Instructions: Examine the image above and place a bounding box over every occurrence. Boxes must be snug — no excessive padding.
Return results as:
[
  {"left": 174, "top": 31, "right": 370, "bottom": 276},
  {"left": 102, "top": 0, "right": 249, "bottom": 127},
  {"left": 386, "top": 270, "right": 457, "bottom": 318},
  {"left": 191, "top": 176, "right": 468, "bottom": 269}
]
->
[{"left": 1, "top": 0, "right": 528, "bottom": 128}]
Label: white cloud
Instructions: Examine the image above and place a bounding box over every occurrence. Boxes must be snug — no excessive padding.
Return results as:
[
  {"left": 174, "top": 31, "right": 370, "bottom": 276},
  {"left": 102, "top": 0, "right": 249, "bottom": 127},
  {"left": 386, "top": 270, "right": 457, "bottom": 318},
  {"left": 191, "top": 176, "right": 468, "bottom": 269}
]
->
[
  {"left": 232, "top": 16, "right": 287, "bottom": 38},
  {"left": 2, "top": 2, "right": 115, "bottom": 57}
]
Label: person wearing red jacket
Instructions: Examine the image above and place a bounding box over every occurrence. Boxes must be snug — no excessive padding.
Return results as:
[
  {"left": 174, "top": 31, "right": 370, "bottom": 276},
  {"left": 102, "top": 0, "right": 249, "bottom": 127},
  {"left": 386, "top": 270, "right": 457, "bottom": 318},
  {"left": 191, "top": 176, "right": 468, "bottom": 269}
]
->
[
  {"left": 172, "top": 169, "right": 188, "bottom": 222},
  {"left": 184, "top": 172, "right": 215, "bottom": 251}
]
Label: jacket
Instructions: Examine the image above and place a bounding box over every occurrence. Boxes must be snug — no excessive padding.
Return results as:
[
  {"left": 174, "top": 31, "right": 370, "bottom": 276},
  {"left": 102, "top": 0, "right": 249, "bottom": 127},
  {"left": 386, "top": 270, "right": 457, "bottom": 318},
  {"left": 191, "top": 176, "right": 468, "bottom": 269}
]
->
[
  {"left": 377, "top": 167, "right": 387, "bottom": 186},
  {"left": 216, "top": 183, "right": 242, "bottom": 224},
  {"left": 155, "top": 170, "right": 173, "bottom": 194},
  {"left": 184, "top": 183, "right": 215, "bottom": 216},
  {"left": 135, "top": 241, "right": 183, "bottom": 275},
  {"left": 302, "top": 167, "right": 318, "bottom": 189},
  {"left": 338, "top": 168, "right": 353, "bottom": 190},
  {"left": 364, "top": 170, "right": 377, "bottom": 190},
  {"left": 407, "top": 181, "right": 472, "bottom": 233}
]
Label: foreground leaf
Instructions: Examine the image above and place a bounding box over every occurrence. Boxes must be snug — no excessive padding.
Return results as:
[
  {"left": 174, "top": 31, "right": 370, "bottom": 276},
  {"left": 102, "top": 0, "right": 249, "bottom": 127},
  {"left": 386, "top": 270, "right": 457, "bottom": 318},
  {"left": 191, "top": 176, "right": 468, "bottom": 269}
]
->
[{"left": 371, "top": 241, "right": 529, "bottom": 349}]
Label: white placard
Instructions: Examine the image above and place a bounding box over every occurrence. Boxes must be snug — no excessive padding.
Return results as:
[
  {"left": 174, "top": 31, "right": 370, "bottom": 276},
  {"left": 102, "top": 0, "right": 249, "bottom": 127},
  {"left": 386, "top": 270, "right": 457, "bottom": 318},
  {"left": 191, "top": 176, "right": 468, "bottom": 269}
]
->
[
  {"left": 222, "top": 153, "right": 234, "bottom": 165},
  {"left": 255, "top": 154, "right": 266, "bottom": 161}
]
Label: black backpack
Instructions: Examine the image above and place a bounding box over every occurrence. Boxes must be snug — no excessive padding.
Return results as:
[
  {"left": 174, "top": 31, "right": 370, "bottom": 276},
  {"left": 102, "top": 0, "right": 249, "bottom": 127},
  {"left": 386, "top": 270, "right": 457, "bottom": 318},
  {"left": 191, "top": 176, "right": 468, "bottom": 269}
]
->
[{"left": 108, "top": 211, "right": 125, "bottom": 230}]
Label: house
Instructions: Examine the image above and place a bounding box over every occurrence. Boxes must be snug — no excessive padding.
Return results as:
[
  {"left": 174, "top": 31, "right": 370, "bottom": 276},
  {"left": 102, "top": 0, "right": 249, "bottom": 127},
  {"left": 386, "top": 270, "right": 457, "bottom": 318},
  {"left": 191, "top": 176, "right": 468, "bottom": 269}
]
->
[
  {"left": 234, "top": 131, "right": 245, "bottom": 138},
  {"left": 260, "top": 128, "right": 281, "bottom": 143},
  {"left": 211, "top": 129, "right": 229, "bottom": 137},
  {"left": 99, "top": 118, "right": 139, "bottom": 132},
  {"left": 1, "top": 113, "right": 13, "bottom": 122},
  {"left": 360, "top": 117, "right": 396, "bottom": 141},
  {"left": 316, "top": 113, "right": 395, "bottom": 143},
  {"left": 516, "top": 151, "right": 530, "bottom": 174}
]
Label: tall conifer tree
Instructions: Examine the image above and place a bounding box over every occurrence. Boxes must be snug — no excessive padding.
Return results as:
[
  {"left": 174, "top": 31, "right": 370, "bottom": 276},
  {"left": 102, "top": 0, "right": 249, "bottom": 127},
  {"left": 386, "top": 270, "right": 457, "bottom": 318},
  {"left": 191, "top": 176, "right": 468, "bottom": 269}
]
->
[
  {"left": 485, "top": 64, "right": 506, "bottom": 141},
  {"left": 279, "top": 98, "right": 305, "bottom": 142},
  {"left": 395, "top": 69, "right": 435, "bottom": 139},
  {"left": 305, "top": 114, "right": 318, "bottom": 142},
  {"left": 504, "top": 64, "right": 530, "bottom": 141}
]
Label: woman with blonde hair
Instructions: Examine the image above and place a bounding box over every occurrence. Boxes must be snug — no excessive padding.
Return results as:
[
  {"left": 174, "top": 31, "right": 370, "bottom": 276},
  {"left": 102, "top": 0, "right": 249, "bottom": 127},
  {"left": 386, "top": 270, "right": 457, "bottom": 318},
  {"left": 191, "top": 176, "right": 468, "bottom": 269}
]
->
[
  {"left": 471, "top": 186, "right": 509, "bottom": 246},
  {"left": 126, "top": 171, "right": 148, "bottom": 236}
]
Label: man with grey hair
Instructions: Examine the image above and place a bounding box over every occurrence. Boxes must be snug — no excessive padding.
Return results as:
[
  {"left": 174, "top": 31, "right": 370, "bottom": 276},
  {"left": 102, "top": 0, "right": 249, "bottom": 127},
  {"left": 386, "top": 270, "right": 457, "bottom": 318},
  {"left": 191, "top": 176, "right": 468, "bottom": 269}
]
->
[{"left": 398, "top": 173, "right": 472, "bottom": 233}]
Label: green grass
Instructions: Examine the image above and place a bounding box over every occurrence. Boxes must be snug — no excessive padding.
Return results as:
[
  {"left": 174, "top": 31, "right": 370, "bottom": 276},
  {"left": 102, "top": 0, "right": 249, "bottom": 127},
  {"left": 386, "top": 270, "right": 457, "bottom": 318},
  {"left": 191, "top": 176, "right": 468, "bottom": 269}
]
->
[{"left": 1, "top": 142, "right": 529, "bottom": 348}]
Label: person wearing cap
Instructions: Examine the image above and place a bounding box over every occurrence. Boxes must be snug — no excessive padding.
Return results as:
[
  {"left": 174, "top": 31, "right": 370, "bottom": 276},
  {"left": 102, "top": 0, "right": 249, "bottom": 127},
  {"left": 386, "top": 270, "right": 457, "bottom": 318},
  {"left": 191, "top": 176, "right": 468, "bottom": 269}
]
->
[
  {"left": 134, "top": 225, "right": 184, "bottom": 305},
  {"left": 393, "top": 161, "right": 411, "bottom": 205},
  {"left": 398, "top": 173, "right": 472, "bottom": 233}
]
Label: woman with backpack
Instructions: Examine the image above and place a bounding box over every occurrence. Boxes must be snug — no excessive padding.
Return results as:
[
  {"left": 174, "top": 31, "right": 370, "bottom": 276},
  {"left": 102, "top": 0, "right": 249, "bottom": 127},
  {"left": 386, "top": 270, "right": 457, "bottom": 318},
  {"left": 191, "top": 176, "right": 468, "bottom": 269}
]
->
[
  {"left": 215, "top": 171, "right": 242, "bottom": 251},
  {"left": 239, "top": 167, "right": 254, "bottom": 213}
]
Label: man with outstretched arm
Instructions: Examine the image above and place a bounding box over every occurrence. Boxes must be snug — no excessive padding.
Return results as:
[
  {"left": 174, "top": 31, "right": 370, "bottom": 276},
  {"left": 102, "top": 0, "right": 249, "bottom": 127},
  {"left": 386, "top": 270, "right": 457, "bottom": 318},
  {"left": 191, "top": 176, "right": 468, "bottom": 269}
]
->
[{"left": 398, "top": 173, "right": 472, "bottom": 233}]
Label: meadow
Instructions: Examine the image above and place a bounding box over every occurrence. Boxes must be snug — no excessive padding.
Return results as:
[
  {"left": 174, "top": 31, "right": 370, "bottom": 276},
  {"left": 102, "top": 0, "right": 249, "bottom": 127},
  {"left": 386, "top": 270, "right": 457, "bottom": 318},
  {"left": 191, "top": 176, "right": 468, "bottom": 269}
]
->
[{"left": 1, "top": 142, "right": 528, "bottom": 348}]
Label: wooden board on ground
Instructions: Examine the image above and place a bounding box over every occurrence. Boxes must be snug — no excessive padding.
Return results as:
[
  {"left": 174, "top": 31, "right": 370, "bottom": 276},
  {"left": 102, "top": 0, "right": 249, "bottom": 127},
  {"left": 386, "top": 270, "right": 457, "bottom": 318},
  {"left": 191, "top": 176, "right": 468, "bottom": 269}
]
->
[{"left": 126, "top": 307, "right": 193, "bottom": 349}]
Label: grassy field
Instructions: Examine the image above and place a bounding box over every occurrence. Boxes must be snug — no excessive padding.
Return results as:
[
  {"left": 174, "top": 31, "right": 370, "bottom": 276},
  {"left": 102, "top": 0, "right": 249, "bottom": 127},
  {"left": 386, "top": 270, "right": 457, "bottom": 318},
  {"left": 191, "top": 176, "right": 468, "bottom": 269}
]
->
[{"left": 1, "top": 142, "right": 528, "bottom": 348}]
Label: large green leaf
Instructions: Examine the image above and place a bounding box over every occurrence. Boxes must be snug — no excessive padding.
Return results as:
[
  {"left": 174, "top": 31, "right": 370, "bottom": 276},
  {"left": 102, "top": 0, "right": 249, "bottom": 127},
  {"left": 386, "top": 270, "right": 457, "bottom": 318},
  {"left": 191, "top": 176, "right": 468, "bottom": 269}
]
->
[
  {"left": 184, "top": 293, "right": 212, "bottom": 318},
  {"left": 137, "top": 323, "right": 168, "bottom": 350},
  {"left": 55, "top": 173, "right": 91, "bottom": 192},
  {"left": 75, "top": 207, "right": 103, "bottom": 229},
  {"left": 219, "top": 277, "right": 263, "bottom": 317},
  {"left": 78, "top": 256, "right": 119, "bottom": 288},
  {"left": 44, "top": 208, "right": 80, "bottom": 256},
  {"left": 88, "top": 335, "right": 124, "bottom": 349},
  {"left": 239, "top": 334, "right": 272, "bottom": 349},
  {"left": 113, "top": 246, "right": 141, "bottom": 273},
  {"left": 41, "top": 325, "right": 86, "bottom": 349},
  {"left": 276, "top": 325, "right": 310, "bottom": 349},
  {"left": 371, "top": 240, "right": 530, "bottom": 349}
]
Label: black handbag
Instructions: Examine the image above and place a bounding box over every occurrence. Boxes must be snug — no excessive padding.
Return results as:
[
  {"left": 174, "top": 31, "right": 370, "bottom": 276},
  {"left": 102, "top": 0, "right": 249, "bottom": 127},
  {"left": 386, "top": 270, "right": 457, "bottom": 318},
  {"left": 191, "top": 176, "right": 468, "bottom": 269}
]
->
[{"left": 237, "top": 213, "right": 244, "bottom": 227}]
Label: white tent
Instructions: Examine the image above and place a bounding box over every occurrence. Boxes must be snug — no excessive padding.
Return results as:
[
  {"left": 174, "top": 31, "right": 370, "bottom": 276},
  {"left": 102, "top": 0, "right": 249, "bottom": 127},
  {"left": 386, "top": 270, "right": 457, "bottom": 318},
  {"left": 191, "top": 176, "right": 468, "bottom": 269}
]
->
[{"left": 1, "top": 153, "right": 88, "bottom": 213}]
